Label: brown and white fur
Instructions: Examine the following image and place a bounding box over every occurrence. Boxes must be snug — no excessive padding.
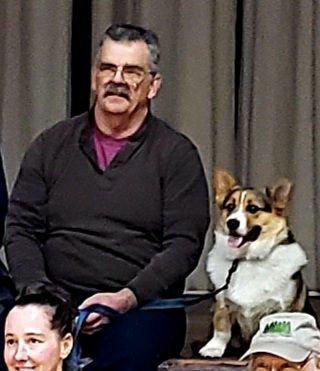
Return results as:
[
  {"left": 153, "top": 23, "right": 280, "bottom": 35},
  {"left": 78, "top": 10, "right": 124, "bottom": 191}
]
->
[{"left": 199, "top": 168, "right": 308, "bottom": 358}]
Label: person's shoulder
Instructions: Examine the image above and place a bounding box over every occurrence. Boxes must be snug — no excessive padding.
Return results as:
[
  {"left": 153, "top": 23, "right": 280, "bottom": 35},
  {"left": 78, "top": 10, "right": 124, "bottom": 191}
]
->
[
  {"left": 150, "top": 114, "right": 197, "bottom": 150},
  {"left": 40, "top": 111, "right": 89, "bottom": 139},
  {"left": 24, "top": 112, "right": 89, "bottom": 161}
]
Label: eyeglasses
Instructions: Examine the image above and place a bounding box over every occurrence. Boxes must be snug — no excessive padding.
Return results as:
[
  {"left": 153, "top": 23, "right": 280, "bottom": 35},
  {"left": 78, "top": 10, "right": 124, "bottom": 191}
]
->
[{"left": 98, "top": 62, "right": 154, "bottom": 85}]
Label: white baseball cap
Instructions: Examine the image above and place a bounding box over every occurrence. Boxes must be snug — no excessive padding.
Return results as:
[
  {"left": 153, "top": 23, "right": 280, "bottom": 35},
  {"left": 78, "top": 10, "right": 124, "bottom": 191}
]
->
[{"left": 240, "top": 312, "right": 320, "bottom": 362}]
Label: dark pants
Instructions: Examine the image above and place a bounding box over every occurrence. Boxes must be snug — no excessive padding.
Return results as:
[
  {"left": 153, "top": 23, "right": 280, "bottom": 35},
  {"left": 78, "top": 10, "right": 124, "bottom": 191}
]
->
[{"left": 81, "top": 308, "right": 186, "bottom": 371}]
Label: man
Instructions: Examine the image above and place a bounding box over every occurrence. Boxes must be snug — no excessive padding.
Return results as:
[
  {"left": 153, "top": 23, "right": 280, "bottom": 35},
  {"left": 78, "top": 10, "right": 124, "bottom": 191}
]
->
[
  {"left": 5, "top": 24, "right": 210, "bottom": 370},
  {"left": 241, "top": 312, "right": 320, "bottom": 371}
]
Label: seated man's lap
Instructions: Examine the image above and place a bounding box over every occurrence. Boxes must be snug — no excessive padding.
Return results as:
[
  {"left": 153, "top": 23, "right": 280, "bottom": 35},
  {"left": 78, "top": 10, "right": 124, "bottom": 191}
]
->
[{"left": 81, "top": 308, "right": 186, "bottom": 371}]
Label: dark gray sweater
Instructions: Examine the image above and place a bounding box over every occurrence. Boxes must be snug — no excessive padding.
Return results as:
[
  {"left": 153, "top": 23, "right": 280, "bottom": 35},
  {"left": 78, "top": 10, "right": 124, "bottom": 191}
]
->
[{"left": 5, "top": 111, "right": 210, "bottom": 304}]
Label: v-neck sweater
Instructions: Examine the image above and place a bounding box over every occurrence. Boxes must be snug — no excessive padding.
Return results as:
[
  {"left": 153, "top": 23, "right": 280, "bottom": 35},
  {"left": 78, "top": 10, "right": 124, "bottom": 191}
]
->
[{"left": 5, "top": 110, "right": 210, "bottom": 304}]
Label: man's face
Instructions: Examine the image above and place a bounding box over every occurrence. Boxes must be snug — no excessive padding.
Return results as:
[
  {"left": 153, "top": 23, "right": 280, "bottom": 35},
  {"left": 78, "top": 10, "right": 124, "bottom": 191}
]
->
[
  {"left": 250, "top": 353, "right": 310, "bottom": 371},
  {"left": 249, "top": 353, "right": 320, "bottom": 371},
  {"left": 92, "top": 38, "right": 161, "bottom": 117}
]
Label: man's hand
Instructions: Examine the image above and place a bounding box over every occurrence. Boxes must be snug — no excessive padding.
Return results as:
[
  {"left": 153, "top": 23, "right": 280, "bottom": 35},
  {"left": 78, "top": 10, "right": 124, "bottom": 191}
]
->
[{"left": 78, "top": 288, "right": 138, "bottom": 332}]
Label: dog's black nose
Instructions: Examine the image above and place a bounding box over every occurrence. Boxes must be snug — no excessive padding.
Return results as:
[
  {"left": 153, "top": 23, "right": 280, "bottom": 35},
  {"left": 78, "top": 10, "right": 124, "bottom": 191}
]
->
[{"left": 227, "top": 219, "right": 240, "bottom": 231}]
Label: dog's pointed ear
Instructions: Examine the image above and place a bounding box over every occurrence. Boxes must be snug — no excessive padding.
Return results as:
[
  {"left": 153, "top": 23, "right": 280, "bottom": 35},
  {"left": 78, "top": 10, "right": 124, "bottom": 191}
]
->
[
  {"left": 213, "top": 168, "right": 238, "bottom": 207},
  {"left": 267, "top": 178, "right": 293, "bottom": 216}
]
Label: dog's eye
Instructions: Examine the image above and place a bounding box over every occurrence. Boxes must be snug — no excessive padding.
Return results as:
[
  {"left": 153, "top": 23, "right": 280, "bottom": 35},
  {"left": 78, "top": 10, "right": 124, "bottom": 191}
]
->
[
  {"left": 225, "top": 203, "right": 235, "bottom": 213},
  {"left": 246, "top": 204, "right": 260, "bottom": 214}
]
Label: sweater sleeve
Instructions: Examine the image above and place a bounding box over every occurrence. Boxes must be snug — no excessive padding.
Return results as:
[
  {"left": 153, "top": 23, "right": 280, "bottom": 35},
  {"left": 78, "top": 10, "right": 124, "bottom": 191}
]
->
[
  {"left": 5, "top": 135, "right": 50, "bottom": 291},
  {"left": 127, "top": 140, "right": 210, "bottom": 304}
]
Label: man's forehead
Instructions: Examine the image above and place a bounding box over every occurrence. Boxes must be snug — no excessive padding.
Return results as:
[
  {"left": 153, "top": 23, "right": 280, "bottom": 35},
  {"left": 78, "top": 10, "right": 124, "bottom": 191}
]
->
[
  {"left": 254, "top": 353, "right": 285, "bottom": 360},
  {"left": 253, "top": 353, "right": 294, "bottom": 365},
  {"left": 99, "top": 38, "right": 150, "bottom": 65}
]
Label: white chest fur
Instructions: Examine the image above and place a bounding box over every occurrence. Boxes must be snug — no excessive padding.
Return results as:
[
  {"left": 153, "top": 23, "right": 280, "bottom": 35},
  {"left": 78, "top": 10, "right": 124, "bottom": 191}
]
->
[{"left": 207, "top": 231, "right": 308, "bottom": 314}]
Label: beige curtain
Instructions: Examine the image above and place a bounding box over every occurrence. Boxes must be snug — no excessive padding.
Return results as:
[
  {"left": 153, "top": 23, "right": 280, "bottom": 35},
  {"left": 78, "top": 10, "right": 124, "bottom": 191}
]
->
[
  {"left": 1, "top": 0, "right": 319, "bottom": 290},
  {"left": 0, "top": 0, "right": 72, "bottom": 187},
  {"left": 238, "top": 0, "right": 320, "bottom": 288}
]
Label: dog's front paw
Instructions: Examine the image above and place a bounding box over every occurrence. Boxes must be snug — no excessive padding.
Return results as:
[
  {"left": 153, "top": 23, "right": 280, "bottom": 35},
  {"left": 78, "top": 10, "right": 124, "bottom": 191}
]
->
[{"left": 199, "top": 338, "right": 226, "bottom": 358}]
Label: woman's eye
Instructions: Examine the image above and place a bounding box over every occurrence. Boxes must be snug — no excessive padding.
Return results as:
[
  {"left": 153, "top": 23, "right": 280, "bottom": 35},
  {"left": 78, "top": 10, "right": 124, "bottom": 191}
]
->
[
  {"left": 28, "top": 338, "right": 42, "bottom": 344},
  {"left": 246, "top": 204, "right": 260, "bottom": 214},
  {"left": 5, "top": 339, "right": 16, "bottom": 346}
]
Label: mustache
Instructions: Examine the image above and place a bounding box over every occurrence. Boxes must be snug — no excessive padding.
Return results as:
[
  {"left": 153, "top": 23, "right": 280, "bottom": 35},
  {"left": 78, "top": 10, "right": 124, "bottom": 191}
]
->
[{"left": 103, "top": 83, "right": 131, "bottom": 100}]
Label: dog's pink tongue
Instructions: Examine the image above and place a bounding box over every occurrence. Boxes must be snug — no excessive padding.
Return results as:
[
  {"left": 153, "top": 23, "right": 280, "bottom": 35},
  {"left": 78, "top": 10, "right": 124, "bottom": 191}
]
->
[{"left": 228, "top": 236, "right": 243, "bottom": 248}]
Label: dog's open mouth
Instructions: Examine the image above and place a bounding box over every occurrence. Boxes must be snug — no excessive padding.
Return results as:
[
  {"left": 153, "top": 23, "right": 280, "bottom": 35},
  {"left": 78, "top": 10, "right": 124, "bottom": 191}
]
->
[{"left": 227, "top": 225, "right": 262, "bottom": 249}]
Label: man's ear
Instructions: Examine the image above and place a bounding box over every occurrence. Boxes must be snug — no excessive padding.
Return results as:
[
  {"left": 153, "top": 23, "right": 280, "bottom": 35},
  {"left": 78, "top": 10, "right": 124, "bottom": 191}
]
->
[
  {"left": 213, "top": 168, "right": 238, "bottom": 207},
  {"left": 60, "top": 333, "right": 73, "bottom": 360},
  {"left": 91, "top": 51, "right": 101, "bottom": 94},
  {"left": 147, "top": 73, "right": 162, "bottom": 99},
  {"left": 91, "top": 67, "right": 98, "bottom": 94}
]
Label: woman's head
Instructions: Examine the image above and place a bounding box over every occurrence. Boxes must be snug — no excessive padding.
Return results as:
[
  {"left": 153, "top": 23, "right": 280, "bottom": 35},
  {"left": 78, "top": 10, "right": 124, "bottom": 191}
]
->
[{"left": 4, "top": 284, "right": 76, "bottom": 371}]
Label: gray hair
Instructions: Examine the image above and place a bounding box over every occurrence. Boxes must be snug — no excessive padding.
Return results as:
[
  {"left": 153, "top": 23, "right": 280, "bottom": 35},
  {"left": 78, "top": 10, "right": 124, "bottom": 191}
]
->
[{"left": 98, "top": 24, "right": 160, "bottom": 73}]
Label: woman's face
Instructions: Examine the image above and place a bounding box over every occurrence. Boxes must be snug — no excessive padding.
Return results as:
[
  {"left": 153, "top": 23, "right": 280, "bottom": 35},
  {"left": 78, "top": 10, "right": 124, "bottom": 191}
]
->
[{"left": 4, "top": 304, "right": 73, "bottom": 371}]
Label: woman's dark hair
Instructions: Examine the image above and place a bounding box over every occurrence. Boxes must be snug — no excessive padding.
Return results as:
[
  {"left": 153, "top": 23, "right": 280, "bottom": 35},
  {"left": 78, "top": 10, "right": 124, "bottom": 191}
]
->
[{"left": 15, "top": 283, "right": 76, "bottom": 337}]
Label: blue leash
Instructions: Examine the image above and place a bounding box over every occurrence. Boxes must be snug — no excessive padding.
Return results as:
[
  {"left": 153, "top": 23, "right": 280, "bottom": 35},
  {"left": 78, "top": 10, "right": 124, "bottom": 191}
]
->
[
  {"left": 67, "top": 298, "right": 210, "bottom": 370},
  {"left": 67, "top": 259, "right": 240, "bottom": 370},
  {"left": 68, "top": 304, "right": 121, "bottom": 370}
]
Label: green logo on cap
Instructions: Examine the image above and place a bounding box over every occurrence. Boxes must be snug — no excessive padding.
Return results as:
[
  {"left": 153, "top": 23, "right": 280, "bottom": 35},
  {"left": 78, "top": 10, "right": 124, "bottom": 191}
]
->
[{"left": 263, "top": 321, "right": 291, "bottom": 335}]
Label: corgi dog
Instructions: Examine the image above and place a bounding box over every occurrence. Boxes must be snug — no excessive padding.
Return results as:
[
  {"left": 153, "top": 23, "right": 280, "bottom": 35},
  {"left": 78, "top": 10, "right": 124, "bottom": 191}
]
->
[{"left": 199, "top": 168, "right": 308, "bottom": 358}]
